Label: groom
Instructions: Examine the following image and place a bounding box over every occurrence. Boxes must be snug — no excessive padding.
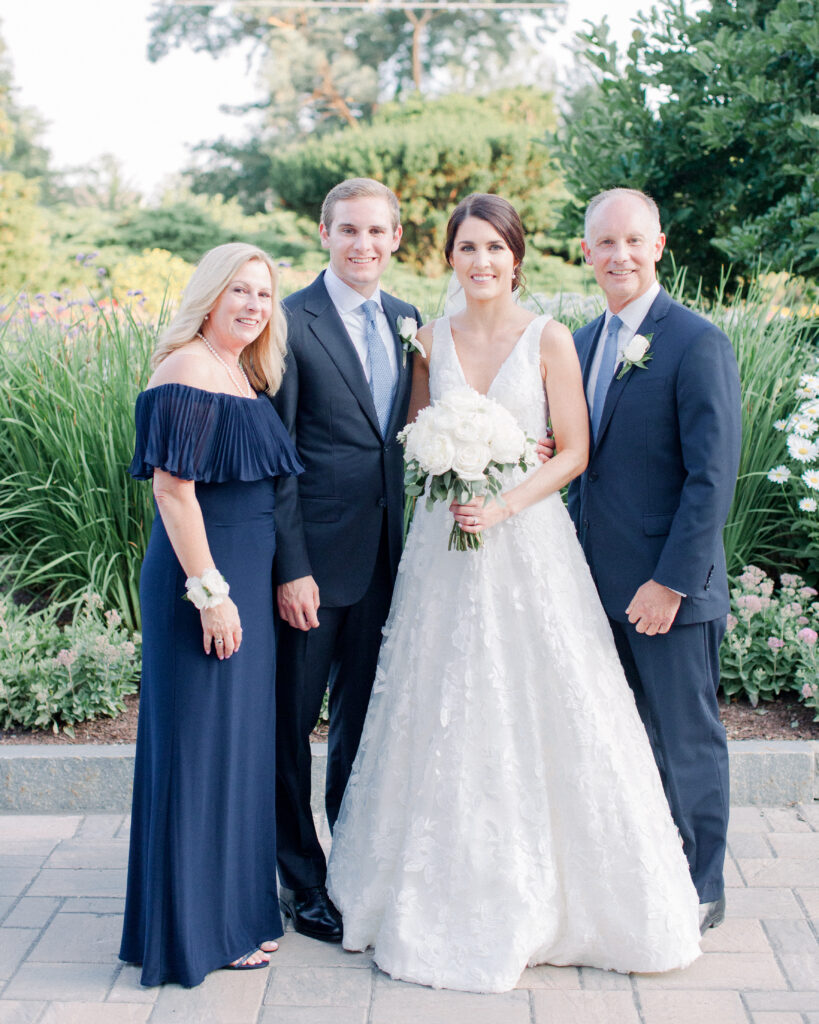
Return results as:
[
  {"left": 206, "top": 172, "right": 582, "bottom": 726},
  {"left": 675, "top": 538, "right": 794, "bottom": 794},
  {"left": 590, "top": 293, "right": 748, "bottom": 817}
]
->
[
  {"left": 273, "top": 179, "right": 421, "bottom": 941},
  {"left": 567, "top": 188, "right": 741, "bottom": 932}
]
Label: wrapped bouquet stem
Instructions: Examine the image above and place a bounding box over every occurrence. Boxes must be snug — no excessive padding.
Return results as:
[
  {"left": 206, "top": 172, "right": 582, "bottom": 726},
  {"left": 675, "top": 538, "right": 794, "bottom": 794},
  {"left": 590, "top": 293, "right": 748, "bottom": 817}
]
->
[{"left": 398, "top": 387, "right": 536, "bottom": 551}]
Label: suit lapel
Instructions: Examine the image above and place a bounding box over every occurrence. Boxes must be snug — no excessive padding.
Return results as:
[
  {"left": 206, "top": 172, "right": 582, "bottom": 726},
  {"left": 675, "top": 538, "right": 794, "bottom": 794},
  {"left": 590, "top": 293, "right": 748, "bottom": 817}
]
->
[
  {"left": 304, "top": 275, "right": 381, "bottom": 437},
  {"left": 381, "top": 292, "right": 413, "bottom": 439},
  {"left": 593, "top": 288, "right": 671, "bottom": 448}
]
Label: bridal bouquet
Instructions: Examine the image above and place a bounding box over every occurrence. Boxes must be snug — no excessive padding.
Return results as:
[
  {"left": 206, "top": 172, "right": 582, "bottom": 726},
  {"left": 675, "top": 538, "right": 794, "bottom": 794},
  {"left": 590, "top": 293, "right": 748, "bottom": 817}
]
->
[{"left": 398, "top": 387, "right": 536, "bottom": 551}]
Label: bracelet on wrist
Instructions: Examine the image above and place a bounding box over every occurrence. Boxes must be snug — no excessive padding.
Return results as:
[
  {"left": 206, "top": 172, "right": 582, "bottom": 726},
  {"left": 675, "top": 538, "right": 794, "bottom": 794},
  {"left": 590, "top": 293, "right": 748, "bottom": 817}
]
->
[{"left": 184, "top": 568, "right": 230, "bottom": 609}]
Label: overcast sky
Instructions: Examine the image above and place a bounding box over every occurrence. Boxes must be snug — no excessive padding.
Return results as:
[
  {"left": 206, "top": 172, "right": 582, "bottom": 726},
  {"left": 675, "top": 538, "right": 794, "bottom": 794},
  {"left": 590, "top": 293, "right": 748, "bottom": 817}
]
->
[{"left": 4, "top": 1, "right": 671, "bottom": 198}]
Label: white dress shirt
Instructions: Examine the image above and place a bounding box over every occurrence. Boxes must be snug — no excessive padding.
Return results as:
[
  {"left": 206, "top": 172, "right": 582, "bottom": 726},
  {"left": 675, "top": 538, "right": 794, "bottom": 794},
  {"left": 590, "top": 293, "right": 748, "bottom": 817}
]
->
[
  {"left": 324, "top": 265, "right": 398, "bottom": 385},
  {"left": 585, "top": 280, "right": 661, "bottom": 408}
]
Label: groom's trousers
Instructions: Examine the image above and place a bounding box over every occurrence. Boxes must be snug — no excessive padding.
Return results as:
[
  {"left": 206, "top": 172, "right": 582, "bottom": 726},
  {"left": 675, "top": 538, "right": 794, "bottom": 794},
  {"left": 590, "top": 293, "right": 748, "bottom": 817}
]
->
[
  {"left": 275, "top": 519, "right": 393, "bottom": 892},
  {"left": 609, "top": 616, "right": 729, "bottom": 904}
]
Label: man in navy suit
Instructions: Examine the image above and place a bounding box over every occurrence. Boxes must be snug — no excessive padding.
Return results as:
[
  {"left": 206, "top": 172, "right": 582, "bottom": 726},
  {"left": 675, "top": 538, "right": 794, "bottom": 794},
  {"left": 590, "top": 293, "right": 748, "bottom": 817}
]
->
[
  {"left": 273, "top": 179, "right": 421, "bottom": 942},
  {"left": 567, "top": 188, "right": 741, "bottom": 933}
]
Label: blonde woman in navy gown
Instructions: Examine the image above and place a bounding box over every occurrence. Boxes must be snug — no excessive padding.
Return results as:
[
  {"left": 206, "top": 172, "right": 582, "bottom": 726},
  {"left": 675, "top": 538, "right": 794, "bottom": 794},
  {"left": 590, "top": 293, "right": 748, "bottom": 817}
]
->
[{"left": 120, "top": 243, "right": 302, "bottom": 986}]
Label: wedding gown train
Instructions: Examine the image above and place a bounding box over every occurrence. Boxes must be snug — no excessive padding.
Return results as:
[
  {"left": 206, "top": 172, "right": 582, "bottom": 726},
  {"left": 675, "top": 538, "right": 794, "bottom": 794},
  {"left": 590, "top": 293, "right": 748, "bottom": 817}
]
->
[{"left": 326, "top": 315, "right": 701, "bottom": 993}]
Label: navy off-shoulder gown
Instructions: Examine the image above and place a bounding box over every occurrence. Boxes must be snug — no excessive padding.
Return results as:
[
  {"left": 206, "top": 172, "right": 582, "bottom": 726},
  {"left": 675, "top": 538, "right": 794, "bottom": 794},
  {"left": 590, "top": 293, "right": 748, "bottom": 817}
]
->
[{"left": 119, "top": 383, "right": 303, "bottom": 987}]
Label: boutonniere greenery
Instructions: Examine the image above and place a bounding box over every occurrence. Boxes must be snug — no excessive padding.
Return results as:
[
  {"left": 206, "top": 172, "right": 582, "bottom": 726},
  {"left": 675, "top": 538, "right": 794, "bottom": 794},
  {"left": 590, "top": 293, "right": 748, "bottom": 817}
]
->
[
  {"left": 616, "top": 332, "right": 654, "bottom": 379},
  {"left": 397, "top": 316, "right": 426, "bottom": 367}
]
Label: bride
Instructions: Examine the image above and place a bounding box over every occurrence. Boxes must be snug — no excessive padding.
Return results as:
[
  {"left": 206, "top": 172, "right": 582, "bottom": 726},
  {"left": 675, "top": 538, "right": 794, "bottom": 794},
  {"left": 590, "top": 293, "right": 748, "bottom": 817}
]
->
[{"left": 326, "top": 193, "right": 701, "bottom": 993}]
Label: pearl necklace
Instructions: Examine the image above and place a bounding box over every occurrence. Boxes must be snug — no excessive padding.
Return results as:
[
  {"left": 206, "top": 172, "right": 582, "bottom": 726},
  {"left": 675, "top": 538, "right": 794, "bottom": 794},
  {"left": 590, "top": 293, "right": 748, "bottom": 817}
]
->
[{"left": 197, "top": 332, "right": 252, "bottom": 398}]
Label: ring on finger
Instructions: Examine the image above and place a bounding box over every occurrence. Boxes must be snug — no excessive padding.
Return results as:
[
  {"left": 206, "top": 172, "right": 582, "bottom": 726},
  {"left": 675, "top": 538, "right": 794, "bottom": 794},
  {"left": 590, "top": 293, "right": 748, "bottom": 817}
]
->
[{"left": 215, "top": 638, "right": 224, "bottom": 645}]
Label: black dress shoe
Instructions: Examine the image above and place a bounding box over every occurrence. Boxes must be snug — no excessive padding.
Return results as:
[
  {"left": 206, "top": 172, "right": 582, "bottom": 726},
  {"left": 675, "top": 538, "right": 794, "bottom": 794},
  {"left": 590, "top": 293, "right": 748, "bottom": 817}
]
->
[
  {"left": 699, "top": 893, "right": 726, "bottom": 935},
  {"left": 279, "top": 885, "right": 343, "bottom": 943}
]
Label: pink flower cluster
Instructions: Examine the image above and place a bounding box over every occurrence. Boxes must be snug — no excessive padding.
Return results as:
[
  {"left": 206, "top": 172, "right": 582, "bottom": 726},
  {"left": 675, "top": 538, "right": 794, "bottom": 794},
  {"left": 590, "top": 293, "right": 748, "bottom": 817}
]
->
[
  {"left": 767, "top": 637, "right": 785, "bottom": 650},
  {"left": 797, "top": 627, "right": 818, "bottom": 646}
]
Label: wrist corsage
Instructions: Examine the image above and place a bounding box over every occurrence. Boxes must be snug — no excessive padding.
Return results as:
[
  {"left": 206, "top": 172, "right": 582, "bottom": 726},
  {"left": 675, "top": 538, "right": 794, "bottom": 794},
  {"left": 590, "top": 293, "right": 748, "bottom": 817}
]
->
[
  {"left": 397, "top": 316, "right": 426, "bottom": 367},
  {"left": 184, "top": 568, "right": 230, "bottom": 609},
  {"left": 616, "top": 332, "right": 653, "bottom": 379}
]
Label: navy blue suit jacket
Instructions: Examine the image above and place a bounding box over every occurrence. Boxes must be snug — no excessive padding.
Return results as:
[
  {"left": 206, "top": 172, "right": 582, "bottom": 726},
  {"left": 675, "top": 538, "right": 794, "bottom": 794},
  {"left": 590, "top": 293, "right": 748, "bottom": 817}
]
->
[
  {"left": 273, "top": 272, "right": 420, "bottom": 607},
  {"left": 567, "top": 287, "right": 741, "bottom": 626}
]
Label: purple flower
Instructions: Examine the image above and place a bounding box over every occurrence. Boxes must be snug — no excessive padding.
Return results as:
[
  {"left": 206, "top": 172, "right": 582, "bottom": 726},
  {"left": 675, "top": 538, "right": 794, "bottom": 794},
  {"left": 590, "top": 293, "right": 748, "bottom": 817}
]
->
[
  {"left": 737, "top": 594, "right": 763, "bottom": 613},
  {"left": 767, "top": 636, "right": 785, "bottom": 650},
  {"left": 799, "top": 586, "right": 818, "bottom": 600},
  {"left": 97, "top": 268, "right": 107, "bottom": 278},
  {"left": 75, "top": 252, "right": 85, "bottom": 263},
  {"left": 797, "top": 627, "right": 818, "bottom": 646},
  {"left": 50, "top": 292, "right": 62, "bottom": 300}
]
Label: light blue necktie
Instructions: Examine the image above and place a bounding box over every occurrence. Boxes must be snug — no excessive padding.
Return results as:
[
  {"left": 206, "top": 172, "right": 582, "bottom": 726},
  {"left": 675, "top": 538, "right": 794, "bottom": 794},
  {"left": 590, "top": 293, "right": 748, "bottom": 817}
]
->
[
  {"left": 591, "top": 314, "right": 622, "bottom": 440},
  {"left": 360, "top": 300, "right": 395, "bottom": 436}
]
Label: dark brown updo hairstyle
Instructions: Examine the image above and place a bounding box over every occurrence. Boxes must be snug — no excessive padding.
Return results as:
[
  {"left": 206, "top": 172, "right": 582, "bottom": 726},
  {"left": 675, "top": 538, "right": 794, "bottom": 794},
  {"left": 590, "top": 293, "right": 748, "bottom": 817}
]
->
[{"left": 444, "top": 193, "right": 526, "bottom": 293}]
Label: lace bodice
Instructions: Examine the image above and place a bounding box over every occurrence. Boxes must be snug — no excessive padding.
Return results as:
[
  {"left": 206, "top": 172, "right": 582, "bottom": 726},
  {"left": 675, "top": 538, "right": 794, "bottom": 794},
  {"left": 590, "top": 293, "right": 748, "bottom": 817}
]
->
[{"left": 430, "top": 315, "right": 551, "bottom": 440}]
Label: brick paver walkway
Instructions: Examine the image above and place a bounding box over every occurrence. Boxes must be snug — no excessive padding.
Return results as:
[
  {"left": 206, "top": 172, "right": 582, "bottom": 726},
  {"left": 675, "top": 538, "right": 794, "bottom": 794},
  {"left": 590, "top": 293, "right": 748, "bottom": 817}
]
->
[{"left": 0, "top": 805, "right": 817, "bottom": 1023}]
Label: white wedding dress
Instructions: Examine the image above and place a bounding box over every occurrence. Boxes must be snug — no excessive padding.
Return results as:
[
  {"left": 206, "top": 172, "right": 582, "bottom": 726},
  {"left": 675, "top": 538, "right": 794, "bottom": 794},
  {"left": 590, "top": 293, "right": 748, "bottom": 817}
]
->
[{"left": 326, "top": 315, "right": 701, "bottom": 993}]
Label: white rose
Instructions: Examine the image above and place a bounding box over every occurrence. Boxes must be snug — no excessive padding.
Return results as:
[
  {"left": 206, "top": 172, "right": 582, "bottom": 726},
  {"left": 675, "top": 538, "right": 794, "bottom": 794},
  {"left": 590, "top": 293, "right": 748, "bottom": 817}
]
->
[
  {"left": 440, "top": 388, "right": 483, "bottom": 417},
  {"left": 397, "top": 315, "right": 418, "bottom": 339},
  {"left": 415, "top": 431, "right": 456, "bottom": 475},
  {"left": 623, "top": 334, "right": 650, "bottom": 363},
  {"left": 451, "top": 440, "right": 492, "bottom": 481},
  {"left": 453, "top": 409, "right": 493, "bottom": 444},
  {"left": 489, "top": 420, "right": 526, "bottom": 464}
]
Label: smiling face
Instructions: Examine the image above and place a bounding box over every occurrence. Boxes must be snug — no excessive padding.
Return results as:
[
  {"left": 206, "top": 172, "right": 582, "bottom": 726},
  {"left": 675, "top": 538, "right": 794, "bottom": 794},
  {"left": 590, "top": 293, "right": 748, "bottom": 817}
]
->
[
  {"left": 449, "top": 216, "right": 517, "bottom": 299},
  {"left": 581, "top": 194, "right": 666, "bottom": 313},
  {"left": 319, "top": 197, "right": 402, "bottom": 297},
  {"left": 207, "top": 259, "right": 273, "bottom": 352}
]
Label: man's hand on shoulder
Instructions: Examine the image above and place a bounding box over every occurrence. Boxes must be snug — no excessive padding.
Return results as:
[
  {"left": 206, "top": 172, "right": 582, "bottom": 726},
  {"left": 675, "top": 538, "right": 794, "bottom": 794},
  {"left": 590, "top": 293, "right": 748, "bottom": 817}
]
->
[
  {"left": 625, "top": 580, "right": 681, "bottom": 636},
  {"left": 277, "top": 575, "right": 320, "bottom": 631}
]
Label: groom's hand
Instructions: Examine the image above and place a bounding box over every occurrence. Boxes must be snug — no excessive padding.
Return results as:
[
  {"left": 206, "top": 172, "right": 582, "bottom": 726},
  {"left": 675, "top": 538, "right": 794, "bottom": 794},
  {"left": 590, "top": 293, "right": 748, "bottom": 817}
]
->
[
  {"left": 626, "top": 580, "right": 681, "bottom": 636},
  {"left": 278, "top": 575, "right": 320, "bottom": 631}
]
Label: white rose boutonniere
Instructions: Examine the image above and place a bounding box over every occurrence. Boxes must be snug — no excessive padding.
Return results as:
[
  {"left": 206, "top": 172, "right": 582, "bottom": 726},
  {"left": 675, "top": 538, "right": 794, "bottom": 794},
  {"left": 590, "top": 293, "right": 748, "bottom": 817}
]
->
[
  {"left": 397, "top": 316, "right": 426, "bottom": 366},
  {"left": 616, "top": 332, "right": 654, "bottom": 380}
]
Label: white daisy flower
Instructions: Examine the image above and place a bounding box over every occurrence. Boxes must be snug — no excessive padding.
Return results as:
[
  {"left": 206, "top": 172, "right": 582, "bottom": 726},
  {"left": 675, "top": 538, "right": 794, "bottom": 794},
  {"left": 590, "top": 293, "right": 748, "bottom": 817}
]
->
[
  {"left": 790, "top": 416, "right": 818, "bottom": 437},
  {"left": 767, "top": 465, "right": 791, "bottom": 483},
  {"left": 799, "top": 497, "right": 818, "bottom": 512},
  {"left": 800, "top": 401, "right": 819, "bottom": 418},
  {"left": 803, "top": 469, "right": 819, "bottom": 491},
  {"left": 773, "top": 419, "right": 788, "bottom": 431},
  {"left": 787, "top": 434, "right": 819, "bottom": 462},
  {"left": 799, "top": 373, "right": 819, "bottom": 394}
]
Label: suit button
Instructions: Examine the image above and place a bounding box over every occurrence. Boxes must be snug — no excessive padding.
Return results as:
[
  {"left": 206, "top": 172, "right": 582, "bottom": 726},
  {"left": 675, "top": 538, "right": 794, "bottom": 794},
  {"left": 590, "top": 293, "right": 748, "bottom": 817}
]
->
[
  {"left": 589, "top": 471, "right": 599, "bottom": 482},
  {"left": 377, "top": 497, "right": 387, "bottom": 508}
]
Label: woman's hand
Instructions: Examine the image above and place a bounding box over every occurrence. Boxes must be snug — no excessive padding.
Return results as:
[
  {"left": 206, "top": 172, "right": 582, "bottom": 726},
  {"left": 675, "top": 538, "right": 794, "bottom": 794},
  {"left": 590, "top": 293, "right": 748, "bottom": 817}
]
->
[
  {"left": 450, "top": 495, "right": 510, "bottom": 535},
  {"left": 201, "top": 597, "right": 242, "bottom": 659}
]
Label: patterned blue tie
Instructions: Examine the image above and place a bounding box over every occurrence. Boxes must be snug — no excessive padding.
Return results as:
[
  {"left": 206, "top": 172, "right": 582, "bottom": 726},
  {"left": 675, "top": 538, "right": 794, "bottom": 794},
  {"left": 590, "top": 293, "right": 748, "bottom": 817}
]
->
[
  {"left": 591, "top": 314, "right": 622, "bottom": 440},
  {"left": 360, "top": 300, "right": 394, "bottom": 436}
]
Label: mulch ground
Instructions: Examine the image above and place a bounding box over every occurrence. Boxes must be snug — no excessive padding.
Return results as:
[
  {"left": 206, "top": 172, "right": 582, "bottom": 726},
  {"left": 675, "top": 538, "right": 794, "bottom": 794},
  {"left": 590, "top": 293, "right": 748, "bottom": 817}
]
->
[{"left": 0, "top": 692, "right": 816, "bottom": 746}]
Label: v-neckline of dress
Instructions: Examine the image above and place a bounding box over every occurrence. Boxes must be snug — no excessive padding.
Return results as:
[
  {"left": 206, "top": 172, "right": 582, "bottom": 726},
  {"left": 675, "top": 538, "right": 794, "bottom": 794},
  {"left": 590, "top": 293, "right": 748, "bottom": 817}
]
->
[{"left": 447, "top": 315, "right": 542, "bottom": 398}]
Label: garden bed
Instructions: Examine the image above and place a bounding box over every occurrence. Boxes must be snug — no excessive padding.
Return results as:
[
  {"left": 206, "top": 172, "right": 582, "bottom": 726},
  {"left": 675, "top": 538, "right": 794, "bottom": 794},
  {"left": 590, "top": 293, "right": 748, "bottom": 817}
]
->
[{"left": 0, "top": 693, "right": 815, "bottom": 745}]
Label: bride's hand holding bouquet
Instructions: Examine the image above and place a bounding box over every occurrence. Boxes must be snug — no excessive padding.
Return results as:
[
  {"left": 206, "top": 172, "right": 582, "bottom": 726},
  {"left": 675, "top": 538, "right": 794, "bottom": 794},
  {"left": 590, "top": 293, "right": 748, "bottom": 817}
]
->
[{"left": 398, "top": 386, "right": 536, "bottom": 551}]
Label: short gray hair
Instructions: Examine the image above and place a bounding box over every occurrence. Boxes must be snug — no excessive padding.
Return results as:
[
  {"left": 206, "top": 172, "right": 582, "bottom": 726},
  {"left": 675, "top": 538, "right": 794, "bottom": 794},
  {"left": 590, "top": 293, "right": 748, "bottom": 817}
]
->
[{"left": 584, "top": 188, "right": 662, "bottom": 240}]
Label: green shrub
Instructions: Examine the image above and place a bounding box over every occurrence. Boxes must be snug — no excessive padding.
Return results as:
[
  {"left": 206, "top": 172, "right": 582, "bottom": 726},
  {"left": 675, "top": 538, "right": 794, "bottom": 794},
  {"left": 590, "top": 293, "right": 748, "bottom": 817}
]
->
[
  {"left": 0, "top": 587, "right": 141, "bottom": 733},
  {"left": 764, "top": 365, "right": 819, "bottom": 563},
  {"left": 721, "top": 566, "right": 819, "bottom": 720},
  {"left": 0, "top": 301, "right": 157, "bottom": 629},
  {"left": 269, "top": 88, "right": 570, "bottom": 271}
]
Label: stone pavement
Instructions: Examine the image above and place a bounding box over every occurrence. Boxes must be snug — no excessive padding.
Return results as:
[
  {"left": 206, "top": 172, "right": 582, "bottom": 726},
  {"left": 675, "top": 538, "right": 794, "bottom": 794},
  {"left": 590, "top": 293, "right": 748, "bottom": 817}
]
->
[{"left": 0, "top": 805, "right": 817, "bottom": 1024}]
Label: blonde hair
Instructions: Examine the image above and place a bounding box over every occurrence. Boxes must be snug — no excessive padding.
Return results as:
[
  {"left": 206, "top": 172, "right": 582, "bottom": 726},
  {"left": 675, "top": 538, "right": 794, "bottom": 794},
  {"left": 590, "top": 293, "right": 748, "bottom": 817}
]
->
[
  {"left": 584, "top": 188, "right": 662, "bottom": 240},
  {"left": 151, "top": 243, "right": 288, "bottom": 396},
  {"left": 320, "top": 178, "right": 401, "bottom": 232}
]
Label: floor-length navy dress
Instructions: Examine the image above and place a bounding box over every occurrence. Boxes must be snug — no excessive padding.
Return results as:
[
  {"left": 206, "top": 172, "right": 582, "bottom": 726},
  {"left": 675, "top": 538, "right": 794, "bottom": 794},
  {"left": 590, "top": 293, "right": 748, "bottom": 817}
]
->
[{"left": 120, "top": 383, "right": 303, "bottom": 988}]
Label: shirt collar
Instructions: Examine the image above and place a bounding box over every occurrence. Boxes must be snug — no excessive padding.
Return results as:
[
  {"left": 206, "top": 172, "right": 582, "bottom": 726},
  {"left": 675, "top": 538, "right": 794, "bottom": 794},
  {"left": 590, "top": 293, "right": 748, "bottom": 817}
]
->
[
  {"left": 324, "top": 265, "right": 383, "bottom": 315},
  {"left": 605, "top": 280, "right": 660, "bottom": 334}
]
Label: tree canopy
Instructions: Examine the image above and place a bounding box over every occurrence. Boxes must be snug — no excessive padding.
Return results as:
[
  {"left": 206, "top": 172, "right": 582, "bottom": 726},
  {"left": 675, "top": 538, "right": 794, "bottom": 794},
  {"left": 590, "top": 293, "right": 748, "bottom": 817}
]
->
[
  {"left": 553, "top": 0, "right": 819, "bottom": 292},
  {"left": 267, "top": 88, "right": 569, "bottom": 270}
]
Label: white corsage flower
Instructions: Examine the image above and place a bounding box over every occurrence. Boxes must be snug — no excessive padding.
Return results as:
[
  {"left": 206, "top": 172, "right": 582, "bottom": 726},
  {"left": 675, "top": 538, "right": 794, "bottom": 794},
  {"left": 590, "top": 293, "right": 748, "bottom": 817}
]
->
[
  {"left": 397, "top": 316, "right": 425, "bottom": 366},
  {"left": 184, "top": 568, "right": 230, "bottom": 609},
  {"left": 616, "top": 332, "right": 654, "bottom": 379}
]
